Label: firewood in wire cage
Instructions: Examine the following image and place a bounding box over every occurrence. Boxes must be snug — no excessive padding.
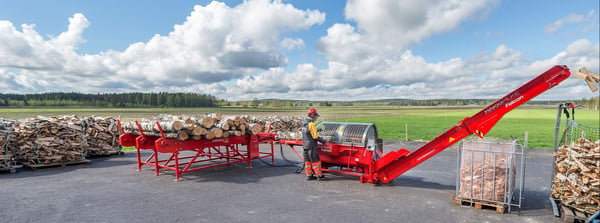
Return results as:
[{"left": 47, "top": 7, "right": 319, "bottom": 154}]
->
[
  {"left": 551, "top": 137, "right": 600, "bottom": 214},
  {"left": 457, "top": 138, "right": 519, "bottom": 204}
]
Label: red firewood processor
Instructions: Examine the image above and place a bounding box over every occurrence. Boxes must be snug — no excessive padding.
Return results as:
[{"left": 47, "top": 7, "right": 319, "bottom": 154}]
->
[{"left": 280, "top": 65, "right": 599, "bottom": 184}]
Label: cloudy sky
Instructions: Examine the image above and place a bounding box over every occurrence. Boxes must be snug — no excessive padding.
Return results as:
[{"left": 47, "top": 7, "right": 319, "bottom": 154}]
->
[{"left": 0, "top": 0, "right": 598, "bottom": 101}]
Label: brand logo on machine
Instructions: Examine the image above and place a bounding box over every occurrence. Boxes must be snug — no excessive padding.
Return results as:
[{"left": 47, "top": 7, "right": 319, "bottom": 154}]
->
[
  {"left": 320, "top": 145, "right": 332, "bottom": 152},
  {"left": 505, "top": 95, "right": 524, "bottom": 108},
  {"left": 484, "top": 92, "right": 521, "bottom": 114}
]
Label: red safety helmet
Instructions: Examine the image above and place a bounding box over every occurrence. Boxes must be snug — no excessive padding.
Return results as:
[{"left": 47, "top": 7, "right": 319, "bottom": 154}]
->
[{"left": 308, "top": 108, "right": 319, "bottom": 117}]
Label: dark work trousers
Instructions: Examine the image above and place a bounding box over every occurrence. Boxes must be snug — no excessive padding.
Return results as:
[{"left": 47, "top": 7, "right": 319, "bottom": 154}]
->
[{"left": 303, "top": 146, "right": 322, "bottom": 177}]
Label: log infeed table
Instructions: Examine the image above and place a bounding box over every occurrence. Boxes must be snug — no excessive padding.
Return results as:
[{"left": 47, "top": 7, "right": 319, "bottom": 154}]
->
[{"left": 118, "top": 121, "right": 276, "bottom": 181}]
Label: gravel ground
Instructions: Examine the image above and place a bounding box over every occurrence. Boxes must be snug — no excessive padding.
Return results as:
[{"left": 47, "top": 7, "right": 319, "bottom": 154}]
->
[{"left": 0, "top": 140, "right": 562, "bottom": 223}]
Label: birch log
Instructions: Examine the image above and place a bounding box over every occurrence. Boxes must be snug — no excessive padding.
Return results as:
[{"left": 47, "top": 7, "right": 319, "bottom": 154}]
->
[
  {"left": 247, "top": 123, "right": 264, "bottom": 135},
  {"left": 209, "top": 127, "right": 223, "bottom": 138}
]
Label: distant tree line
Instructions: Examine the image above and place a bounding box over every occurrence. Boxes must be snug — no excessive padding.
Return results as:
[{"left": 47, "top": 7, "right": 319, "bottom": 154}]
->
[
  {"left": 0, "top": 92, "right": 597, "bottom": 110},
  {"left": 238, "top": 97, "right": 599, "bottom": 111},
  {"left": 385, "top": 99, "right": 491, "bottom": 106},
  {"left": 577, "top": 96, "right": 600, "bottom": 110},
  {"left": 0, "top": 92, "right": 217, "bottom": 108},
  {"left": 381, "top": 98, "right": 599, "bottom": 110}
]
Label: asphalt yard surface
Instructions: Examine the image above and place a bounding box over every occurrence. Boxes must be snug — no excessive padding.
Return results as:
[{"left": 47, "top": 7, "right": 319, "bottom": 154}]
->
[{"left": 0, "top": 140, "right": 562, "bottom": 223}]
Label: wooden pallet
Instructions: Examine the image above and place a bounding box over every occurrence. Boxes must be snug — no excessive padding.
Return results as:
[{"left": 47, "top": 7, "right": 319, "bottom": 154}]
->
[
  {"left": 23, "top": 159, "right": 91, "bottom": 170},
  {"left": 455, "top": 198, "right": 506, "bottom": 214},
  {"left": 87, "top": 151, "right": 125, "bottom": 158},
  {"left": 0, "top": 168, "right": 16, "bottom": 174},
  {"left": 560, "top": 204, "right": 595, "bottom": 223}
]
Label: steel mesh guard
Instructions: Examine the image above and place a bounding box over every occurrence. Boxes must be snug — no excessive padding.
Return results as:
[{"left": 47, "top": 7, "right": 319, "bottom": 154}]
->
[
  {"left": 320, "top": 123, "right": 340, "bottom": 139},
  {"left": 341, "top": 124, "right": 369, "bottom": 144},
  {"left": 318, "top": 122, "right": 375, "bottom": 145}
]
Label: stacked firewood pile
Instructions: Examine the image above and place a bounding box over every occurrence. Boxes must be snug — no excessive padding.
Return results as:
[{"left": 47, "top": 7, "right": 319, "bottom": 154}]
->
[
  {"left": 0, "top": 120, "right": 16, "bottom": 169},
  {"left": 15, "top": 117, "right": 87, "bottom": 165},
  {"left": 120, "top": 113, "right": 304, "bottom": 141},
  {"left": 83, "top": 116, "right": 121, "bottom": 156},
  {"left": 551, "top": 137, "right": 600, "bottom": 213},
  {"left": 0, "top": 116, "right": 121, "bottom": 166},
  {"left": 243, "top": 115, "right": 303, "bottom": 140}
]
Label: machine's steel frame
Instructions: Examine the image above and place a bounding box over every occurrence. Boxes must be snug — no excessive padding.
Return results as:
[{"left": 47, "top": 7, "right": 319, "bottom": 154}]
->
[{"left": 119, "top": 121, "right": 276, "bottom": 181}]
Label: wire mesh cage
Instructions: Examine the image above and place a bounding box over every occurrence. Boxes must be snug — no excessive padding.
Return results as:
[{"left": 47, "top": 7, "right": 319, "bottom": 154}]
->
[
  {"left": 559, "top": 120, "right": 600, "bottom": 147},
  {"left": 455, "top": 136, "right": 526, "bottom": 213},
  {"left": 551, "top": 120, "right": 600, "bottom": 215}
]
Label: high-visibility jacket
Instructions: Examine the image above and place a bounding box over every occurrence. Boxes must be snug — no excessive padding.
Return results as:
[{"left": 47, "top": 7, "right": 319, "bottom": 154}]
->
[{"left": 302, "top": 118, "right": 319, "bottom": 150}]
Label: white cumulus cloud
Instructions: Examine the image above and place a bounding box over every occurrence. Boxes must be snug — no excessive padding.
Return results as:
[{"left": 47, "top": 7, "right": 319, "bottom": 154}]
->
[
  {"left": 0, "top": 0, "right": 325, "bottom": 93},
  {"left": 545, "top": 10, "right": 596, "bottom": 34},
  {"left": 0, "top": 0, "right": 597, "bottom": 102}
]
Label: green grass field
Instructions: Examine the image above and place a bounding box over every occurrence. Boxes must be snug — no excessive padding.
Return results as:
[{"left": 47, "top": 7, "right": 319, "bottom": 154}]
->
[
  {"left": 1, "top": 106, "right": 598, "bottom": 149},
  {"left": 342, "top": 108, "right": 599, "bottom": 149}
]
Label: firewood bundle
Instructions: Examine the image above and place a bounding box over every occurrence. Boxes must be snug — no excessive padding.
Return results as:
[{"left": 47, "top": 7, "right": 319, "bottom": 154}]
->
[
  {"left": 457, "top": 139, "right": 519, "bottom": 204},
  {"left": 120, "top": 113, "right": 264, "bottom": 140},
  {"left": 83, "top": 116, "right": 121, "bottom": 156},
  {"left": 458, "top": 156, "right": 516, "bottom": 202},
  {"left": 551, "top": 137, "right": 600, "bottom": 213},
  {"left": 0, "top": 120, "right": 16, "bottom": 168},
  {"left": 14, "top": 117, "right": 88, "bottom": 165}
]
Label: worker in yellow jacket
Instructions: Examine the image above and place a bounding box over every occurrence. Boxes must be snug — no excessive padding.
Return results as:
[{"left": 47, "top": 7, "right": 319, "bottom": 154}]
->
[{"left": 302, "top": 108, "right": 326, "bottom": 181}]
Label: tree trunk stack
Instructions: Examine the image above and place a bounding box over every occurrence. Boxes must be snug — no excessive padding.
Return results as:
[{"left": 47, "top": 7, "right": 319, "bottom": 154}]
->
[
  {"left": 120, "top": 113, "right": 304, "bottom": 141},
  {"left": 121, "top": 113, "right": 259, "bottom": 140},
  {"left": 551, "top": 137, "right": 600, "bottom": 214}
]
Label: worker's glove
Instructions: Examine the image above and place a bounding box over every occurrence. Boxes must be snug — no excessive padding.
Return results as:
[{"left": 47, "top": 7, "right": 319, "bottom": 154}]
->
[{"left": 318, "top": 137, "right": 327, "bottom": 144}]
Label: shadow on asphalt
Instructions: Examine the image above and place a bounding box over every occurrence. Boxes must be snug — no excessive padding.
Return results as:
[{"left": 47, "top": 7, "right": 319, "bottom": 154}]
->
[
  {"left": 3, "top": 153, "right": 136, "bottom": 179},
  {"left": 389, "top": 175, "right": 455, "bottom": 190},
  {"left": 519, "top": 189, "right": 555, "bottom": 213},
  {"left": 141, "top": 157, "right": 302, "bottom": 184}
]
